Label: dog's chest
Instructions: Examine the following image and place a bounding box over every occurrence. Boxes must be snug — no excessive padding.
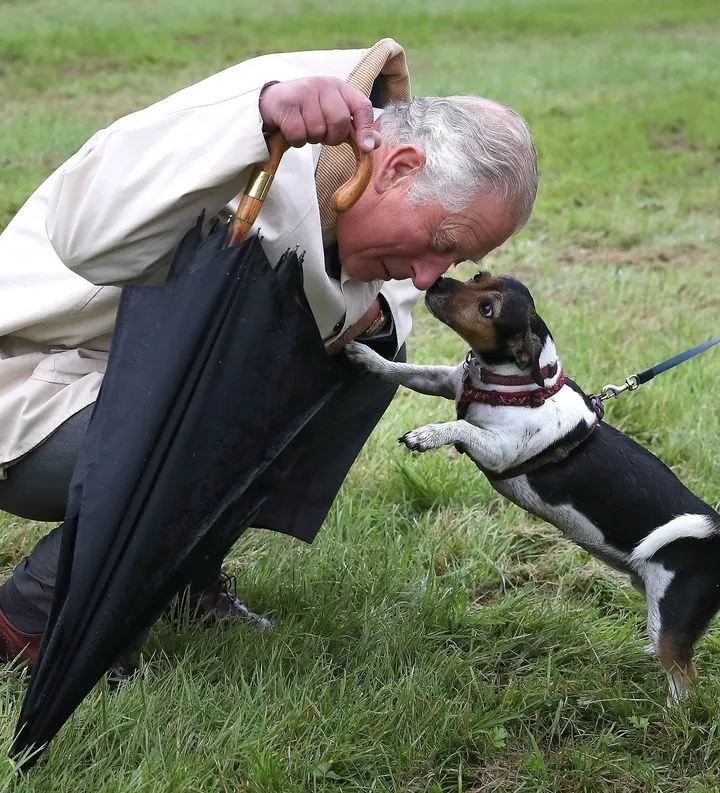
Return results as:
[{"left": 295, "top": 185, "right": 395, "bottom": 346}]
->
[{"left": 457, "top": 385, "right": 595, "bottom": 472}]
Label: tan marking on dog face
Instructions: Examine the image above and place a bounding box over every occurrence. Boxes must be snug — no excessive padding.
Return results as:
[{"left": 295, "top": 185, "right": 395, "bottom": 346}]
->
[{"left": 427, "top": 273, "right": 507, "bottom": 353}]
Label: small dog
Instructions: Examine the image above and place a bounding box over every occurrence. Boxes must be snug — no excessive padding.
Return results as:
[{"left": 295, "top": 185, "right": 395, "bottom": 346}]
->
[{"left": 346, "top": 272, "right": 720, "bottom": 703}]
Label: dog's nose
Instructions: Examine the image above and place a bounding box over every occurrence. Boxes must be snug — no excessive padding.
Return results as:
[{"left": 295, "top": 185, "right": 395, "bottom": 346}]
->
[
  {"left": 427, "top": 277, "right": 452, "bottom": 294},
  {"left": 426, "top": 277, "right": 442, "bottom": 294}
]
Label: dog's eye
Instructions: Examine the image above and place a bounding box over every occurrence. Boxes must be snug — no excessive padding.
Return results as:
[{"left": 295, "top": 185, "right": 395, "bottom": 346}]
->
[{"left": 479, "top": 301, "right": 494, "bottom": 318}]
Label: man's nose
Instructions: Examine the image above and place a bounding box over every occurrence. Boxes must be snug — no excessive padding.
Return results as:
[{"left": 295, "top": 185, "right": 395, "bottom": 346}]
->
[{"left": 411, "top": 255, "right": 454, "bottom": 291}]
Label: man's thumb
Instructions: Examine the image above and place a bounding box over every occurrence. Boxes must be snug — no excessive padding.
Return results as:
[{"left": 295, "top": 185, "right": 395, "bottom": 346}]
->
[{"left": 345, "top": 92, "right": 377, "bottom": 152}]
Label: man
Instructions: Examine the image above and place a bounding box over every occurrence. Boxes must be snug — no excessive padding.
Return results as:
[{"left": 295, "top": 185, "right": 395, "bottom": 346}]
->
[{"left": 0, "top": 38, "right": 537, "bottom": 664}]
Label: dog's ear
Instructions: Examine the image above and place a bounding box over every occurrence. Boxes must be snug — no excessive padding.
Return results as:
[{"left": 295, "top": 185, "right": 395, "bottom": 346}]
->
[{"left": 508, "top": 330, "right": 544, "bottom": 386}]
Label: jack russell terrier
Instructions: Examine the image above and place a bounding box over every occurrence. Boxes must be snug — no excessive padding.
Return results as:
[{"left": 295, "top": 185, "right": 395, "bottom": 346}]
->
[{"left": 345, "top": 271, "right": 720, "bottom": 704}]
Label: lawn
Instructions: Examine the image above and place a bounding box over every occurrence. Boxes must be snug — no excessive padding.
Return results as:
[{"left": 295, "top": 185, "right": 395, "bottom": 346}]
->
[{"left": 1, "top": 0, "right": 719, "bottom": 790}]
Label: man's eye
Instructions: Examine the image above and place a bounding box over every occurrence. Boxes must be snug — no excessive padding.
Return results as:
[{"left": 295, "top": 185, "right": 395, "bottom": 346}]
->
[{"left": 479, "top": 301, "right": 494, "bottom": 318}]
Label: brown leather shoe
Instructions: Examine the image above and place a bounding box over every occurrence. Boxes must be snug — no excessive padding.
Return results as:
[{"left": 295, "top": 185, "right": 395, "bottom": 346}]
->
[
  {"left": 190, "top": 573, "right": 274, "bottom": 630},
  {"left": 0, "top": 607, "right": 42, "bottom": 666}
]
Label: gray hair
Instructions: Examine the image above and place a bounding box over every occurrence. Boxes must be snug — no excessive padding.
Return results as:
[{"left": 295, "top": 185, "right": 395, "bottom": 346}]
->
[{"left": 378, "top": 96, "right": 538, "bottom": 230}]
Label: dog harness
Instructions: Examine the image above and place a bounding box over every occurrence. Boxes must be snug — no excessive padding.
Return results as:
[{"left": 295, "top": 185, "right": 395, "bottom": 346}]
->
[
  {"left": 457, "top": 362, "right": 566, "bottom": 415},
  {"left": 456, "top": 354, "right": 602, "bottom": 481}
]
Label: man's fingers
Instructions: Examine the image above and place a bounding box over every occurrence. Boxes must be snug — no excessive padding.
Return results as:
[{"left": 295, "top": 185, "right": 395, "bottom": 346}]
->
[
  {"left": 319, "top": 90, "right": 354, "bottom": 146},
  {"left": 298, "top": 96, "right": 328, "bottom": 145},
  {"left": 260, "top": 78, "right": 379, "bottom": 151},
  {"left": 340, "top": 84, "right": 377, "bottom": 152},
  {"left": 276, "top": 107, "right": 310, "bottom": 148}
]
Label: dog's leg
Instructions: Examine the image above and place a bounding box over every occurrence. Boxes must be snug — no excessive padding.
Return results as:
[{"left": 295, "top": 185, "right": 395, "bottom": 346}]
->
[
  {"left": 628, "top": 574, "right": 658, "bottom": 655},
  {"left": 642, "top": 564, "right": 720, "bottom": 706},
  {"left": 344, "top": 341, "right": 456, "bottom": 399},
  {"left": 657, "top": 632, "right": 698, "bottom": 708},
  {"left": 640, "top": 563, "right": 689, "bottom": 706},
  {"left": 400, "top": 419, "right": 508, "bottom": 471}
]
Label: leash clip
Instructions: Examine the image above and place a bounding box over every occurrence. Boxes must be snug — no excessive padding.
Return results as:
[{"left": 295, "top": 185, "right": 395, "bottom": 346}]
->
[
  {"left": 592, "top": 335, "right": 719, "bottom": 414},
  {"left": 599, "top": 374, "right": 640, "bottom": 401}
]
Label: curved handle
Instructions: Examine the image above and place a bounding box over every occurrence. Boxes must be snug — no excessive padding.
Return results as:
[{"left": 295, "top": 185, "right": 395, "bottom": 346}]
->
[{"left": 226, "top": 131, "right": 373, "bottom": 247}]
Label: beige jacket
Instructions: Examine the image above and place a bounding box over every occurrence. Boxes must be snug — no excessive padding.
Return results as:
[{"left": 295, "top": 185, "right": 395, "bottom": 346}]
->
[{"left": 0, "top": 39, "right": 420, "bottom": 474}]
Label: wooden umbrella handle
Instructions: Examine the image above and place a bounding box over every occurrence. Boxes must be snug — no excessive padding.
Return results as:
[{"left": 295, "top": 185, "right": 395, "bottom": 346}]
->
[{"left": 226, "top": 131, "right": 373, "bottom": 247}]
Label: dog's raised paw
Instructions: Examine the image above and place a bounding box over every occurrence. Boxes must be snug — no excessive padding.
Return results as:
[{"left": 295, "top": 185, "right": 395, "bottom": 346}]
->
[
  {"left": 344, "top": 340, "right": 381, "bottom": 370},
  {"left": 399, "top": 426, "right": 442, "bottom": 452}
]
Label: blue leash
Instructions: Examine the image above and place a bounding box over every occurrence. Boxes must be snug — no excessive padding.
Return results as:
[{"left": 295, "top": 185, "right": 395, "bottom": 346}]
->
[{"left": 597, "top": 335, "right": 720, "bottom": 403}]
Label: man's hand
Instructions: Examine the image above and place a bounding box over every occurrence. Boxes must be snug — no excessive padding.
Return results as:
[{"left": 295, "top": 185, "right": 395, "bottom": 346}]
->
[{"left": 258, "top": 77, "right": 381, "bottom": 153}]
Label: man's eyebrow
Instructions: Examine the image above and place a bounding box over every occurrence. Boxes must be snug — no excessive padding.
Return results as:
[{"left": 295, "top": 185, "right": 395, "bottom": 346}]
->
[{"left": 431, "top": 228, "right": 460, "bottom": 251}]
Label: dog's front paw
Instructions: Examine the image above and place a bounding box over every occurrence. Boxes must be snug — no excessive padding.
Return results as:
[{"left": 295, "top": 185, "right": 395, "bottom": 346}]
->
[
  {"left": 399, "top": 424, "right": 445, "bottom": 452},
  {"left": 344, "top": 340, "right": 385, "bottom": 373}
]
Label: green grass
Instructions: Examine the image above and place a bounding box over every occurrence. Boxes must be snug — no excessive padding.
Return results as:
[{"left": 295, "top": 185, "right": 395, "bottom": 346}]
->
[{"left": 1, "top": 0, "right": 719, "bottom": 789}]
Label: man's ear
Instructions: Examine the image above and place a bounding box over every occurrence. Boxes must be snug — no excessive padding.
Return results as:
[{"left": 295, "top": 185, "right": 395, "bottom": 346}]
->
[
  {"left": 508, "top": 330, "right": 544, "bottom": 386},
  {"left": 373, "top": 144, "right": 426, "bottom": 193}
]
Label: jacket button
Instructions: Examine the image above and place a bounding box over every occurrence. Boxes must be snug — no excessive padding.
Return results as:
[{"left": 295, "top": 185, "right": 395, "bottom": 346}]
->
[{"left": 333, "top": 320, "right": 344, "bottom": 333}]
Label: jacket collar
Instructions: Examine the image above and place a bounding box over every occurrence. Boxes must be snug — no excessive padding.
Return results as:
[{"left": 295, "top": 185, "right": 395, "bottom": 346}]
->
[{"left": 314, "top": 39, "right": 411, "bottom": 246}]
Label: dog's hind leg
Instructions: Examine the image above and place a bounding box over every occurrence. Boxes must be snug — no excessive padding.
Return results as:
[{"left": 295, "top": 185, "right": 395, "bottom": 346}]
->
[
  {"left": 645, "top": 565, "right": 720, "bottom": 706},
  {"left": 657, "top": 632, "right": 698, "bottom": 707},
  {"left": 628, "top": 575, "right": 657, "bottom": 656}
]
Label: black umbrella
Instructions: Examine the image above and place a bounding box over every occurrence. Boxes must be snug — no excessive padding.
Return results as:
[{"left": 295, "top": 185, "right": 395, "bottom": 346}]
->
[{"left": 11, "top": 133, "right": 371, "bottom": 764}]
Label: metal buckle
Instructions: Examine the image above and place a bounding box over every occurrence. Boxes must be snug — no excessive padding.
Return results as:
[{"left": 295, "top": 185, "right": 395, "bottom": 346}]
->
[
  {"left": 598, "top": 374, "right": 640, "bottom": 401},
  {"left": 463, "top": 350, "right": 473, "bottom": 373}
]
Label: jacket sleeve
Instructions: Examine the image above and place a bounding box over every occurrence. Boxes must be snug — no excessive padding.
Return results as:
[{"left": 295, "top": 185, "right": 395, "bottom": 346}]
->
[{"left": 45, "top": 86, "right": 272, "bottom": 286}]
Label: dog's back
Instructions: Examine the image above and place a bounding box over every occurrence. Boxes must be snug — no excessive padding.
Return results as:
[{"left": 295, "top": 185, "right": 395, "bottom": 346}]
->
[{"left": 493, "top": 416, "right": 719, "bottom": 562}]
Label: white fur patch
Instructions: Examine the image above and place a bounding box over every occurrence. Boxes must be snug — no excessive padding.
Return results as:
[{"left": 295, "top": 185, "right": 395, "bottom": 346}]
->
[
  {"left": 492, "top": 475, "right": 630, "bottom": 570},
  {"left": 641, "top": 560, "right": 674, "bottom": 648},
  {"left": 629, "top": 514, "right": 717, "bottom": 565}
]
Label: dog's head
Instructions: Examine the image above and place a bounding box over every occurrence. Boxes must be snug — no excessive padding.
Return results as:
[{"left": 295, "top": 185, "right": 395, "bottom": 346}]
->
[{"left": 424, "top": 271, "right": 550, "bottom": 386}]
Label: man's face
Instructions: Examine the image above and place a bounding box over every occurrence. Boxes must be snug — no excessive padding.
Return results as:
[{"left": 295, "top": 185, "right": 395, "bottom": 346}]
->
[{"left": 335, "top": 142, "right": 518, "bottom": 290}]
